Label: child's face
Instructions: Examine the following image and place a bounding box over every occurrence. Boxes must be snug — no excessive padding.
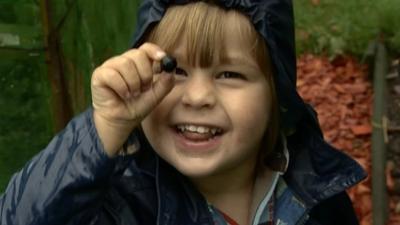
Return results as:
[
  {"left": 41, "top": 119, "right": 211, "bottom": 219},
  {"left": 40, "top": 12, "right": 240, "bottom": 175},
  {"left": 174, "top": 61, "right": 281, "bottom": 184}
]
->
[{"left": 141, "top": 12, "right": 272, "bottom": 179}]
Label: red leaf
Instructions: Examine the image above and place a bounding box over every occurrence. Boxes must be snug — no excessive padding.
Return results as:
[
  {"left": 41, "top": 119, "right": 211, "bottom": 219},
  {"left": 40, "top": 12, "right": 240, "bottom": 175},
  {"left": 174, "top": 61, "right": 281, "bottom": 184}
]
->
[{"left": 350, "top": 125, "right": 372, "bottom": 136}]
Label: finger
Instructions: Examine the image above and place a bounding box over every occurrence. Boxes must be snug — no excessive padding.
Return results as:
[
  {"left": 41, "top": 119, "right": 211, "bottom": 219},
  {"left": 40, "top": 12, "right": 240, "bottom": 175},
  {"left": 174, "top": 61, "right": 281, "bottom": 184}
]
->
[
  {"left": 93, "top": 67, "right": 131, "bottom": 100},
  {"left": 103, "top": 56, "right": 141, "bottom": 96},
  {"left": 138, "top": 42, "right": 166, "bottom": 61},
  {"left": 123, "top": 50, "right": 153, "bottom": 91},
  {"left": 152, "top": 61, "right": 162, "bottom": 74}
]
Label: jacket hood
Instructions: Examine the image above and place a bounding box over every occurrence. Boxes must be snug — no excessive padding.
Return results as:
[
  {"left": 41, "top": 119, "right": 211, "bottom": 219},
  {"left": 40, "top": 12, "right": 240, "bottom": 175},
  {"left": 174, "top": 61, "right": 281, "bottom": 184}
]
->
[{"left": 130, "top": 0, "right": 367, "bottom": 205}]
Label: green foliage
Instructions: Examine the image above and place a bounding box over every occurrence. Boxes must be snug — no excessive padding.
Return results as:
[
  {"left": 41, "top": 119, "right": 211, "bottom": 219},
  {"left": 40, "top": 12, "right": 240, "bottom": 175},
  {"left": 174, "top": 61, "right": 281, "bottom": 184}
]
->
[
  {"left": 0, "top": 0, "right": 140, "bottom": 193},
  {"left": 376, "top": 0, "right": 400, "bottom": 51},
  {"left": 0, "top": 58, "right": 53, "bottom": 192},
  {"left": 0, "top": 1, "right": 50, "bottom": 192},
  {"left": 0, "top": 1, "right": 40, "bottom": 25},
  {"left": 50, "top": 0, "right": 141, "bottom": 112},
  {"left": 294, "top": 0, "right": 400, "bottom": 56}
]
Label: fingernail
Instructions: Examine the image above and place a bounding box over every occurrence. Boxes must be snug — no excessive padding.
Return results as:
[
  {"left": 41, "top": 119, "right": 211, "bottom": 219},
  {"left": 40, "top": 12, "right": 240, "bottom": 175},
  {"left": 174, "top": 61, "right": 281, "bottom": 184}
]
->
[{"left": 156, "top": 51, "right": 166, "bottom": 60}]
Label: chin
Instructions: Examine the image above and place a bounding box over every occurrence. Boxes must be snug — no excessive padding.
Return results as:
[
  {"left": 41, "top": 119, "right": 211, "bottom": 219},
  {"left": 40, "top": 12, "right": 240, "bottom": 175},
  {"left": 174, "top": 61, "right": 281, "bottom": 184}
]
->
[{"left": 172, "top": 160, "right": 219, "bottom": 178}]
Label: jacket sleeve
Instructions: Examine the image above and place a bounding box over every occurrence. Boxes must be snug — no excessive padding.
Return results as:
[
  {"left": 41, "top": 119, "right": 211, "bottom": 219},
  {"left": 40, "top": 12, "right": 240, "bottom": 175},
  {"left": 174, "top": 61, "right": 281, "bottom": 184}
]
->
[{"left": 0, "top": 108, "right": 138, "bottom": 225}]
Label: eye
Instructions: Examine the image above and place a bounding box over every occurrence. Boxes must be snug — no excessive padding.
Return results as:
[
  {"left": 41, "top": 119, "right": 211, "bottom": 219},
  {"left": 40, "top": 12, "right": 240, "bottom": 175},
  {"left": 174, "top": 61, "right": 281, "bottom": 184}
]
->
[
  {"left": 217, "top": 71, "right": 245, "bottom": 80},
  {"left": 173, "top": 67, "right": 188, "bottom": 76}
]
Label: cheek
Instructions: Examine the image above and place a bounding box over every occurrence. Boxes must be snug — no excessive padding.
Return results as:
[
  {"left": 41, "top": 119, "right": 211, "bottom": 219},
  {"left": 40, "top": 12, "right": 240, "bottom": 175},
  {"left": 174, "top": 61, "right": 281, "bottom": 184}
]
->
[
  {"left": 141, "top": 111, "right": 173, "bottom": 159},
  {"left": 141, "top": 90, "right": 177, "bottom": 130},
  {"left": 141, "top": 115, "right": 159, "bottom": 148},
  {"left": 227, "top": 86, "right": 271, "bottom": 141},
  {"left": 141, "top": 88, "right": 182, "bottom": 148},
  {"left": 141, "top": 100, "right": 171, "bottom": 144}
]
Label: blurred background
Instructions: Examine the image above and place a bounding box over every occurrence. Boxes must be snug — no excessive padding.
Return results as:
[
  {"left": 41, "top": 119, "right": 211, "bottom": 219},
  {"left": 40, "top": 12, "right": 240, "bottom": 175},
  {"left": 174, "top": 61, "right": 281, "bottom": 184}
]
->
[{"left": 0, "top": 0, "right": 399, "bottom": 224}]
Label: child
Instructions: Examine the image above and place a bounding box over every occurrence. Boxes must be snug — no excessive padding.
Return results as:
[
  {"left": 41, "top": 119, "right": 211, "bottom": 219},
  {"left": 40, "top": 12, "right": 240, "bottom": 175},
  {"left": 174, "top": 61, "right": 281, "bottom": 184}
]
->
[{"left": 0, "top": 0, "right": 366, "bottom": 225}]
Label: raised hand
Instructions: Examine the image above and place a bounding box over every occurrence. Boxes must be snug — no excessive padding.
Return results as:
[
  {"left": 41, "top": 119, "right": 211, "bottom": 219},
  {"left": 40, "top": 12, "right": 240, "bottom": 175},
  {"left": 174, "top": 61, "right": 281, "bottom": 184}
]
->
[{"left": 91, "top": 43, "right": 175, "bottom": 156}]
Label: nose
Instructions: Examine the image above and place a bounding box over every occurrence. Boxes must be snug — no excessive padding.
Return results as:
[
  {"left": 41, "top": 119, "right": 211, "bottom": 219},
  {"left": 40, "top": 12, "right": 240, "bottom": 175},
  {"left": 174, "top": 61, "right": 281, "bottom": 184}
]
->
[{"left": 181, "top": 73, "right": 216, "bottom": 109}]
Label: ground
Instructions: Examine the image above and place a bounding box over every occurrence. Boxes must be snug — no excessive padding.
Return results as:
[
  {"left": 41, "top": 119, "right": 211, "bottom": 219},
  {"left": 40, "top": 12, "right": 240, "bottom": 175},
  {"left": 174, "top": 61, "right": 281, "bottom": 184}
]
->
[{"left": 297, "top": 54, "right": 400, "bottom": 225}]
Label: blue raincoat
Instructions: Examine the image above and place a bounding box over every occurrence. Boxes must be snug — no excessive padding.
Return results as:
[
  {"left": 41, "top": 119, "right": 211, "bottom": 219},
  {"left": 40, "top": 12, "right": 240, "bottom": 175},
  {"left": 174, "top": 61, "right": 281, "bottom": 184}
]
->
[{"left": 0, "top": 0, "right": 366, "bottom": 224}]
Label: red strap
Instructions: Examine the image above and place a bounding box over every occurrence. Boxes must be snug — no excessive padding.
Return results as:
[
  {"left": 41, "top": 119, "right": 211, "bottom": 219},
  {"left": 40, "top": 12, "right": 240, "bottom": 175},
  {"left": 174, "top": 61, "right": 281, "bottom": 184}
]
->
[
  {"left": 218, "top": 210, "right": 240, "bottom": 225},
  {"left": 216, "top": 191, "right": 275, "bottom": 225}
]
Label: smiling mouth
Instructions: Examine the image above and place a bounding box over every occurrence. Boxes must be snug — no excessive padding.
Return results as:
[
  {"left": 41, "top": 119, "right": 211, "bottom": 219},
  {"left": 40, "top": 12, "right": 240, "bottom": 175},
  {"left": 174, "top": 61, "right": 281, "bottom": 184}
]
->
[{"left": 174, "top": 124, "right": 224, "bottom": 141}]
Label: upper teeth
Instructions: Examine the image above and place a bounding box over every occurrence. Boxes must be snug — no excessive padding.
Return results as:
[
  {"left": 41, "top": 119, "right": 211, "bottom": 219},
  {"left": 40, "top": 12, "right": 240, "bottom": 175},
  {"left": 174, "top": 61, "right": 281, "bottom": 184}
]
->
[{"left": 177, "top": 125, "right": 222, "bottom": 135}]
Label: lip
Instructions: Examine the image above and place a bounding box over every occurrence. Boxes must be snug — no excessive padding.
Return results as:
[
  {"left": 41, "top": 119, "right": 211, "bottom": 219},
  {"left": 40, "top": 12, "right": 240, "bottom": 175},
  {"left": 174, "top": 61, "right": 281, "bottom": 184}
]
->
[{"left": 170, "top": 127, "right": 223, "bottom": 153}]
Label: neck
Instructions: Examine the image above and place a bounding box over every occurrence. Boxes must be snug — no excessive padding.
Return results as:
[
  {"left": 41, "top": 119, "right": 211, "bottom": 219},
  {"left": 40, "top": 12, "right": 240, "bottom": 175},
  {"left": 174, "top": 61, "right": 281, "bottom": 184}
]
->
[{"left": 190, "top": 161, "right": 257, "bottom": 225}]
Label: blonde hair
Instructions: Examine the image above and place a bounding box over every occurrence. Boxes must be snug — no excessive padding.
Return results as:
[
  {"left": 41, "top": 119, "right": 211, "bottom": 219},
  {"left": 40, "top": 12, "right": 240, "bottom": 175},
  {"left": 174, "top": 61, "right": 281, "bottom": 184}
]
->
[{"left": 145, "top": 1, "right": 280, "bottom": 169}]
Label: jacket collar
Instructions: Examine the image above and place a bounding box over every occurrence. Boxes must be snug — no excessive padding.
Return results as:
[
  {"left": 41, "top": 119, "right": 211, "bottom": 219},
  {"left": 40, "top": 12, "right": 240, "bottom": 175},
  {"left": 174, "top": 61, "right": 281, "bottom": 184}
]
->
[
  {"left": 283, "top": 119, "right": 367, "bottom": 208},
  {"left": 150, "top": 139, "right": 365, "bottom": 225},
  {"left": 134, "top": 118, "right": 366, "bottom": 224},
  {"left": 155, "top": 156, "right": 214, "bottom": 225}
]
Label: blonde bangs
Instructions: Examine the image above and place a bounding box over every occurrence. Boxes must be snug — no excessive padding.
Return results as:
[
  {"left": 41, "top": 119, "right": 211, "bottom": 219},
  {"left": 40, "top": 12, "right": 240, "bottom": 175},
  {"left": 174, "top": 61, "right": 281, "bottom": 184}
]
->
[
  {"left": 147, "top": 2, "right": 223, "bottom": 67},
  {"left": 226, "top": 10, "right": 271, "bottom": 76},
  {"left": 147, "top": 2, "right": 270, "bottom": 74}
]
